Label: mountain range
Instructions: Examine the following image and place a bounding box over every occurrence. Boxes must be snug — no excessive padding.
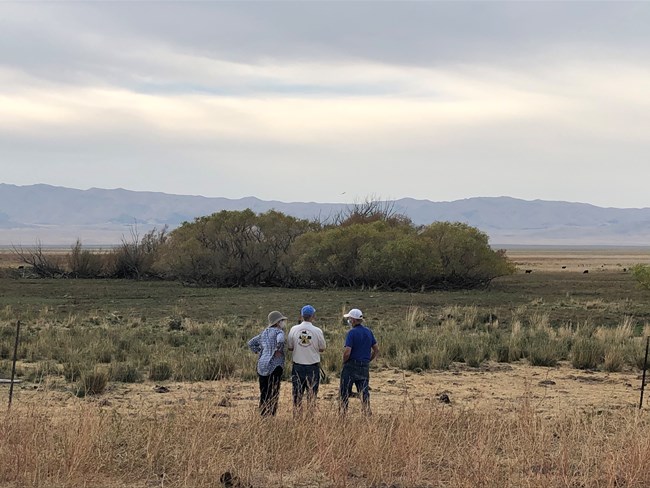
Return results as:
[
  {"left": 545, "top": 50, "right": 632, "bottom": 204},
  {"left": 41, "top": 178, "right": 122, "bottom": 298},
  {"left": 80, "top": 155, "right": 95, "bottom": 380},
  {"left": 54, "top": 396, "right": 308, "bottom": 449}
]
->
[{"left": 1, "top": 183, "right": 649, "bottom": 246}]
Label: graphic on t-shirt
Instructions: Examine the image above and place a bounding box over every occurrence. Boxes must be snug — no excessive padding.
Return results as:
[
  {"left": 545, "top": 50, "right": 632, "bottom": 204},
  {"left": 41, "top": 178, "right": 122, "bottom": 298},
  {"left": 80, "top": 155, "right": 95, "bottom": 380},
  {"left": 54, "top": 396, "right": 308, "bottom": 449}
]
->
[{"left": 298, "top": 329, "right": 312, "bottom": 346}]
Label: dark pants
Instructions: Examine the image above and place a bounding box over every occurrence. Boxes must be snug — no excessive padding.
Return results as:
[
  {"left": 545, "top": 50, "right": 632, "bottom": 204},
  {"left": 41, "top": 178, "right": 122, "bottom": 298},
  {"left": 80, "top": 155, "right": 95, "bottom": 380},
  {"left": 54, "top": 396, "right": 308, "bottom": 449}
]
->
[
  {"left": 291, "top": 362, "right": 320, "bottom": 408},
  {"left": 258, "top": 366, "right": 283, "bottom": 416},
  {"left": 340, "top": 360, "right": 370, "bottom": 414}
]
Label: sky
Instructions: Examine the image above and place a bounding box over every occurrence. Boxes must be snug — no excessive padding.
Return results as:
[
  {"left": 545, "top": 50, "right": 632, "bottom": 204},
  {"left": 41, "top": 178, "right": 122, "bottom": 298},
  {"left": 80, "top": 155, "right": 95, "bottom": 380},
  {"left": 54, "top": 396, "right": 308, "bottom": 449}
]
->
[{"left": 1, "top": 2, "right": 650, "bottom": 208}]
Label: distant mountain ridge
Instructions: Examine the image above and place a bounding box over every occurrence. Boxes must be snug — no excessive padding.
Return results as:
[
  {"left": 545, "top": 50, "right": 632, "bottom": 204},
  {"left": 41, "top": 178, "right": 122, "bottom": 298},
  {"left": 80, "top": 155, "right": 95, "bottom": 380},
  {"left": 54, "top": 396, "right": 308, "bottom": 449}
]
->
[{"left": 1, "top": 183, "right": 649, "bottom": 246}]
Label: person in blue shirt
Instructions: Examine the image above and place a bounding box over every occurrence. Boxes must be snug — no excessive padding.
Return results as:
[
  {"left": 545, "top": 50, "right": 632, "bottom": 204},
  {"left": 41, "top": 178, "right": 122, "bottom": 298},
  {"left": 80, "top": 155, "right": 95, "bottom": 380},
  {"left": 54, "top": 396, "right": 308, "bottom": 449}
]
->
[{"left": 339, "top": 308, "right": 379, "bottom": 415}]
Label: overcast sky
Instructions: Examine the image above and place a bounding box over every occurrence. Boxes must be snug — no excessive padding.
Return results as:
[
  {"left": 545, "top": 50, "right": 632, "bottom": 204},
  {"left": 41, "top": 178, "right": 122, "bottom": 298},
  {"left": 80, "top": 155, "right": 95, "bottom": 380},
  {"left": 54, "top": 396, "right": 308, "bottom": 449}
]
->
[{"left": 2, "top": 2, "right": 650, "bottom": 208}]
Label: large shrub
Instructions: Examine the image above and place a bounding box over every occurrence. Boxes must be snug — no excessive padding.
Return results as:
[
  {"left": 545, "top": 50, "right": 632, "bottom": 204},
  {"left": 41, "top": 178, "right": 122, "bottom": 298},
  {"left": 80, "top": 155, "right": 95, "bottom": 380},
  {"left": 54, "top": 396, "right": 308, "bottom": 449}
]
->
[
  {"left": 156, "top": 210, "right": 313, "bottom": 286},
  {"left": 292, "top": 220, "right": 513, "bottom": 290},
  {"left": 632, "top": 264, "right": 650, "bottom": 290}
]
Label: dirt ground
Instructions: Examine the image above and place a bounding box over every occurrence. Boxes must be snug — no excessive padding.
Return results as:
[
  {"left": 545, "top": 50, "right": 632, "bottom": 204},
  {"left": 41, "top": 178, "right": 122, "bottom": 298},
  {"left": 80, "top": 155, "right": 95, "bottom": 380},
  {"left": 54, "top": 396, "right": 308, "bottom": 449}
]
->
[{"left": 4, "top": 361, "right": 644, "bottom": 419}]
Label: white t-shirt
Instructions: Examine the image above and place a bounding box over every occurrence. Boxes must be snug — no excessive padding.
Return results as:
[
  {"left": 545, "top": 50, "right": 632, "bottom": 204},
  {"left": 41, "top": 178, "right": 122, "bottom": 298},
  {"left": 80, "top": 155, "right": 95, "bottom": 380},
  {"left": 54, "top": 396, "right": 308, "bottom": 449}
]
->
[{"left": 288, "top": 321, "right": 326, "bottom": 365}]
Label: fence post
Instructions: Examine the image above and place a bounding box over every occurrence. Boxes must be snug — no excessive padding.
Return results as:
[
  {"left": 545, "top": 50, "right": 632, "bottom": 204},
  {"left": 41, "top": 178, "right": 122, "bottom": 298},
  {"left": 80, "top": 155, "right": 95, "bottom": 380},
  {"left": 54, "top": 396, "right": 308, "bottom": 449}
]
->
[
  {"left": 639, "top": 336, "right": 650, "bottom": 410},
  {"left": 8, "top": 320, "right": 21, "bottom": 409}
]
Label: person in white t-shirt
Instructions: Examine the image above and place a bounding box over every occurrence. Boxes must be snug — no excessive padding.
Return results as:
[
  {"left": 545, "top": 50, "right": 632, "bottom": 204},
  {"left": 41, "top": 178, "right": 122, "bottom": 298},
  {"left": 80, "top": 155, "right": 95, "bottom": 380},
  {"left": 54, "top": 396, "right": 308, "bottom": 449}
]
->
[{"left": 287, "top": 304, "right": 326, "bottom": 411}]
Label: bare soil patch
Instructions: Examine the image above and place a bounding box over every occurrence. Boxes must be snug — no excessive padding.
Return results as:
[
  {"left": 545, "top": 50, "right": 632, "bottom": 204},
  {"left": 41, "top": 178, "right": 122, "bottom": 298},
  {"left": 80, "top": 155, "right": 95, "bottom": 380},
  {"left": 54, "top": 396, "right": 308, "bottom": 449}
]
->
[{"left": 5, "top": 361, "right": 643, "bottom": 419}]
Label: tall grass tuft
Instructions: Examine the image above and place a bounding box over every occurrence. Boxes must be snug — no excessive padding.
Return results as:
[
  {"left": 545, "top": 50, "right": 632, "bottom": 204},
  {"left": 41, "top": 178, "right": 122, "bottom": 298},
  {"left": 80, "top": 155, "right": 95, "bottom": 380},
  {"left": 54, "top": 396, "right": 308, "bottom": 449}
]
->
[
  {"left": 149, "top": 360, "right": 173, "bottom": 381},
  {"left": 77, "top": 369, "right": 108, "bottom": 397},
  {"left": 572, "top": 337, "right": 604, "bottom": 370},
  {"left": 109, "top": 362, "right": 143, "bottom": 383}
]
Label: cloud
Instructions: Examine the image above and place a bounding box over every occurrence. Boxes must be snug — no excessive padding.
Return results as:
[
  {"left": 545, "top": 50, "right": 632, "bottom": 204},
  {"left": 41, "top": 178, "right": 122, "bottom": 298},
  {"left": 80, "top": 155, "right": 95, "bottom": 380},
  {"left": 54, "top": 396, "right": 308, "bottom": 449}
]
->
[{"left": 1, "top": 2, "right": 650, "bottom": 208}]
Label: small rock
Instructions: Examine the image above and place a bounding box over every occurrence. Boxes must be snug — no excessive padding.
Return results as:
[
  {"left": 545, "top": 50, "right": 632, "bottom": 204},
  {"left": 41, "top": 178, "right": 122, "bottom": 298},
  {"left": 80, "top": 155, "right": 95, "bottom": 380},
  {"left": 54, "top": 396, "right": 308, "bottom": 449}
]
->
[
  {"left": 438, "top": 393, "right": 451, "bottom": 404},
  {"left": 218, "top": 397, "right": 232, "bottom": 407}
]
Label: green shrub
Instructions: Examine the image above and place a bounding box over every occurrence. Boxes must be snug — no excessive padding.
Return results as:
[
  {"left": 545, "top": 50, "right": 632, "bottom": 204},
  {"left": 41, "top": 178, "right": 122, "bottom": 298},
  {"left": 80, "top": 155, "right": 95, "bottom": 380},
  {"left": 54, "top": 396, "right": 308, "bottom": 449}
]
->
[
  {"left": 571, "top": 338, "right": 604, "bottom": 370},
  {"left": 462, "top": 340, "right": 487, "bottom": 368},
  {"left": 495, "top": 344, "right": 511, "bottom": 363},
  {"left": 110, "top": 362, "right": 143, "bottom": 383},
  {"left": 0, "top": 343, "right": 10, "bottom": 360},
  {"left": 429, "top": 348, "right": 452, "bottom": 370},
  {"left": 25, "top": 360, "right": 60, "bottom": 382},
  {"left": 0, "top": 359, "right": 13, "bottom": 377},
  {"left": 526, "top": 332, "right": 560, "bottom": 367},
  {"left": 631, "top": 264, "right": 650, "bottom": 290},
  {"left": 96, "top": 348, "right": 114, "bottom": 364},
  {"left": 77, "top": 370, "right": 108, "bottom": 397},
  {"left": 149, "top": 361, "right": 173, "bottom": 381},
  {"left": 406, "top": 353, "right": 432, "bottom": 371},
  {"left": 633, "top": 341, "right": 650, "bottom": 370},
  {"left": 202, "top": 352, "right": 237, "bottom": 380},
  {"left": 63, "top": 361, "right": 86, "bottom": 382},
  {"left": 386, "top": 343, "right": 399, "bottom": 360},
  {"left": 167, "top": 333, "right": 188, "bottom": 348}
]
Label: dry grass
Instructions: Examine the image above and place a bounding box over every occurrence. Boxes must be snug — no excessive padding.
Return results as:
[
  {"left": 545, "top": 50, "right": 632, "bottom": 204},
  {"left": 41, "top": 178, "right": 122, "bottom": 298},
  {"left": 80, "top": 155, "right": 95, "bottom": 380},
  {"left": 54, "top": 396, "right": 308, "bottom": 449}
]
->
[
  {"left": 2, "top": 361, "right": 649, "bottom": 487},
  {"left": 2, "top": 391, "right": 650, "bottom": 488},
  {"left": 506, "top": 247, "right": 650, "bottom": 273}
]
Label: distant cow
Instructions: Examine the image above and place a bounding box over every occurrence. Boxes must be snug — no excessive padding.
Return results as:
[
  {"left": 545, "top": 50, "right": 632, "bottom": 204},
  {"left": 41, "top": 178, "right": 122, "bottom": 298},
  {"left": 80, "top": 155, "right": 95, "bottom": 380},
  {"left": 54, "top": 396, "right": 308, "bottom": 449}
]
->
[
  {"left": 561, "top": 266, "right": 567, "bottom": 269},
  {"left": 525, "top": 269, "right": 533, "bottom": 274},
  {"left": 583, "top": 270, "right": 589, "bottom": 274}
]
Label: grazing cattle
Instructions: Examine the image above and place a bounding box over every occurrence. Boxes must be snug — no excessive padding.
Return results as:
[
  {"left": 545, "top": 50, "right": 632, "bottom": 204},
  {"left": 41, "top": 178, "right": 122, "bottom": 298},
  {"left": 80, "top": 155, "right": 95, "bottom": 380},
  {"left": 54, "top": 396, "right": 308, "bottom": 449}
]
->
[
  {"left": 583, "top": 270, "right": 589, "bottom": 274},
  {"left": 623, "top": 268, "right": 627, "bottom": 272},
  {"left": 561, "top": 266, "right": 567, "bottom": 269},
  {"left": 525, "top": 269, "right": 532, "bottom": 274}
]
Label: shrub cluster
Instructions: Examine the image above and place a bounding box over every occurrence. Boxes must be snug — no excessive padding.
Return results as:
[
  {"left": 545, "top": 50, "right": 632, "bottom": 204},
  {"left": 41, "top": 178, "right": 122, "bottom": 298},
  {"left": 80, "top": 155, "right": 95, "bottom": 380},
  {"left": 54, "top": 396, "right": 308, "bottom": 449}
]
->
[
  {"left": 13, "top": 228, "right": 168, "bottom": 280},
  {"left": 14, "top": 205, "right": 514, "bottom": 291}
]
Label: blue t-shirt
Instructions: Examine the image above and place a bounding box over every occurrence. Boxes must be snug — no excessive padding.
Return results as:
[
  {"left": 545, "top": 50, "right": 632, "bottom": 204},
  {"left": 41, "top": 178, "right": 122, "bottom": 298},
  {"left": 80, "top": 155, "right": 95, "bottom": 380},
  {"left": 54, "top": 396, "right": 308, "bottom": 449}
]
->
[{"left": 344, "top": 325, "right": 377, "bottom": 363}]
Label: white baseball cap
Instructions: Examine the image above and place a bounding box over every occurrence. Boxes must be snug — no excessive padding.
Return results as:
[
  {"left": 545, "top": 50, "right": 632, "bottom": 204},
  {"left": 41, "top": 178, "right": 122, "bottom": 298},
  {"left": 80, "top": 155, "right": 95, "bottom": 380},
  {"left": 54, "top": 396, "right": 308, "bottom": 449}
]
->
[{"left": 343, "top": 308, "right": 363, "bottom": 320}]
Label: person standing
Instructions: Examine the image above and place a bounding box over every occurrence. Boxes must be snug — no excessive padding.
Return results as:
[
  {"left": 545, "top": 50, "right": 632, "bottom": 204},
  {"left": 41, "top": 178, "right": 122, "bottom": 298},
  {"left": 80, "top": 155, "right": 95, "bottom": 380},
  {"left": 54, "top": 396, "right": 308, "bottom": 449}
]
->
[
  {"left": 339, "top": 308, "right": 379, "bottom": 415},
  {"left": 287, "top": 305, "right": 326, "bottom": 411},
  {"left": 247, "top": 311, "right": 287, "bottom": 416}
]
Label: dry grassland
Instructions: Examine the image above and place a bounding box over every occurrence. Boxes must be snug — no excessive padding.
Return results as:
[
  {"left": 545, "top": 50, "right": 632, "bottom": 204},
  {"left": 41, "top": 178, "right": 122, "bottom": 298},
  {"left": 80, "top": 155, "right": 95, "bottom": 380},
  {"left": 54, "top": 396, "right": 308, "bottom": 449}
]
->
[
  {"left": 2, "top": 366, "right": 650, "bottom": 488},
  {"left": 0, "top": 250, "right": 650, "bottom": 488},
  {"left": 506, "top": 246, "right": 650, "bottom": 273}
]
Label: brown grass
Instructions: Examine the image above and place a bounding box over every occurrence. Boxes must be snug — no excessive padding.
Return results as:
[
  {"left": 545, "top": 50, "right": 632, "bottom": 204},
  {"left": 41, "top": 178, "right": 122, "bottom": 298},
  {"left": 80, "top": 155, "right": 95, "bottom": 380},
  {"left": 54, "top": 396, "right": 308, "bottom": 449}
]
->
[
  {"left": 1, "top": 389, "right": 650, "bottom": 488},
  {"left": 506, "top": 247, "right": 650, "bottom": 273},
  {"left": 2, "top": 361, "right": 649, "bottom": 487}
]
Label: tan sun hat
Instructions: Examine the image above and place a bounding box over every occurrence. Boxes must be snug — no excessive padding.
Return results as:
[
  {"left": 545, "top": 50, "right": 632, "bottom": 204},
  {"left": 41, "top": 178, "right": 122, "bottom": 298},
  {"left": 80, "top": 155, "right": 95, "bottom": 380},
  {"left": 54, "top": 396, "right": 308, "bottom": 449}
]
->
[{"left": 268, "top": 311, "right": 287, "bottom": 326}]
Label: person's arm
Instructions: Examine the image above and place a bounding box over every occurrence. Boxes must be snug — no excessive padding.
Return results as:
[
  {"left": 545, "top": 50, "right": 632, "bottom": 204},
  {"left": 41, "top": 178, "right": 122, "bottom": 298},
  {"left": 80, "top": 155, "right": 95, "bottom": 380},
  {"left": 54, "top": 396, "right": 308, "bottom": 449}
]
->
[
  {"left": 247, "top": 334, "right": 261, "bottom": 354},
  {"left": 342, "top": 331, "right": 352, "bottom": 362},
  {"left": 370, "top": 343, "right": 379, "bottom": 362},
  {"left": 343, "top": 346, "right": 352, "bottom": 363},
  {"left": 318, "top": 329, "right": 326, "bottom": 353}
]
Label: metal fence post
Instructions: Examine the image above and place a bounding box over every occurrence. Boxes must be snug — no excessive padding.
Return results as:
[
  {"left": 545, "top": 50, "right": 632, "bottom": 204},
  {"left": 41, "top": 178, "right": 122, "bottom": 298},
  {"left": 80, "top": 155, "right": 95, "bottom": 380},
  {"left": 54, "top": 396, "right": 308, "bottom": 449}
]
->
[
  {"left": 639, "top": 336, "right": 650, "bottom": 410},
  {"left": 8, "top": 320, "right": 21, "bottom": 409}
]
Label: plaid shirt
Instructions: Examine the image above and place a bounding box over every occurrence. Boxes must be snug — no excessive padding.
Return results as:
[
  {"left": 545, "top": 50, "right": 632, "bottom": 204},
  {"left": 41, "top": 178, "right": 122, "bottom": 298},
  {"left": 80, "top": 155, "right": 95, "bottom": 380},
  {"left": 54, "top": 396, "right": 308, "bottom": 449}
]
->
[{"left": 248, "top": 327, "right": 285, "bottom": 376}]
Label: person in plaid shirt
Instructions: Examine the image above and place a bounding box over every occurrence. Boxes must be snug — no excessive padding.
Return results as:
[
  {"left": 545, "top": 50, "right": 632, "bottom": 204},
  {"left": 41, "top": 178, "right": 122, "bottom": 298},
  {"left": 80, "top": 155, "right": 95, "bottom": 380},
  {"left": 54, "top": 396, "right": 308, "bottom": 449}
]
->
[{"left": 248, "top": 311, "right": 287, "bottom": 416}]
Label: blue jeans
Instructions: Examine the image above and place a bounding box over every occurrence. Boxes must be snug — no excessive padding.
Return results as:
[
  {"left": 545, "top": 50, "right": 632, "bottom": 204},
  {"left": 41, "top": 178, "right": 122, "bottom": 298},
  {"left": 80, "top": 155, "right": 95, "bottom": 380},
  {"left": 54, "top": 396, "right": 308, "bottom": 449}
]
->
[
  {"left": 339, "top": 360, "right": 370, "bottom": 414},
  {"left": 291, "top": 362, "right": 320, "bottom": 408}
]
